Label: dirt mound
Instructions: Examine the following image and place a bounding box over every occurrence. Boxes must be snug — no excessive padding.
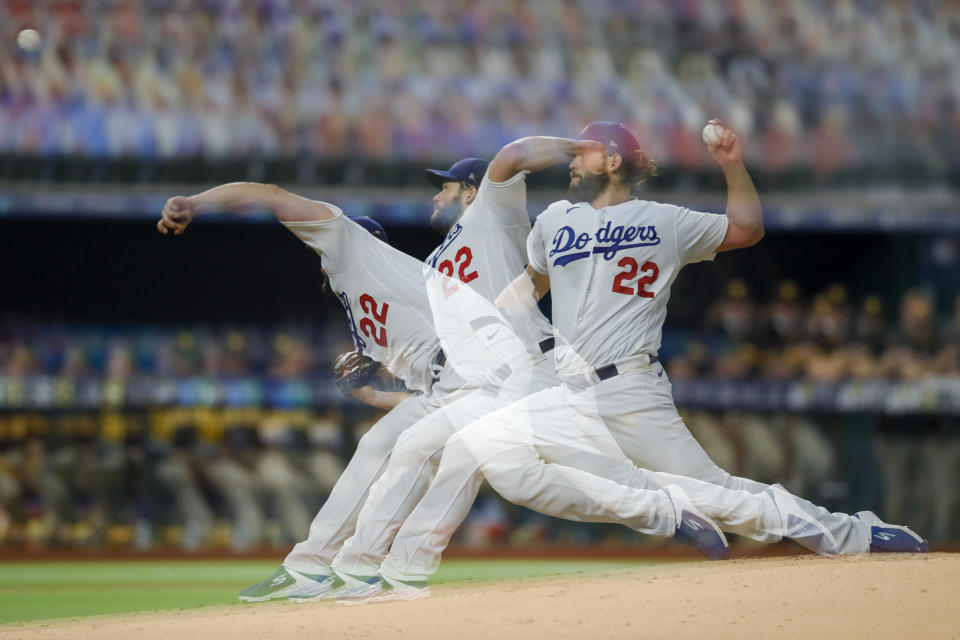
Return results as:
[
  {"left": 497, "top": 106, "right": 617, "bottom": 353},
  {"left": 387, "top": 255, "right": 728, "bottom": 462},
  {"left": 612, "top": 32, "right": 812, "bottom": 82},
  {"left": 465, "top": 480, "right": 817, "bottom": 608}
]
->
[{"left": 2, "top": 554, "right": 957, "bottom": 640}]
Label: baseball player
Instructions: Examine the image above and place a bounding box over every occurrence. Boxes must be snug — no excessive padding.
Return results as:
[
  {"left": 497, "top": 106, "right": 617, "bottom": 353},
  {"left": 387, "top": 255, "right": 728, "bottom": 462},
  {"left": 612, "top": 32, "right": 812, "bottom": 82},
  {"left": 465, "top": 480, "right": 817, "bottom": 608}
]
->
[
  {"left": 325, "top": 121, "right": 928, "bottom": 603},
  {"left": 158, "top": 171, "right": 729, "bottom": 603},
  {"left": 316, "top": 134, "right": 826, "bottom": 602},
  {"left": 295, "top": 149, "right": 767, "bottom": 602},
  {"left": 156, "top": 184, "right": 494, "bottom": 601}
]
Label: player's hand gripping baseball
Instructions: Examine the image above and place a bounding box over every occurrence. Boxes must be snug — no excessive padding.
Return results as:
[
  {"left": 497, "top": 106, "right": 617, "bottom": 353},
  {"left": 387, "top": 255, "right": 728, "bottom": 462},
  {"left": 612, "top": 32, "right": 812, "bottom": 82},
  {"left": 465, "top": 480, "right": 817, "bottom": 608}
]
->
[
  {"left": 157, "top": 196, "right": 197, "bottom": 235},
  {"left": 703, "top": 119, "right": 743, "bottom": 170}
]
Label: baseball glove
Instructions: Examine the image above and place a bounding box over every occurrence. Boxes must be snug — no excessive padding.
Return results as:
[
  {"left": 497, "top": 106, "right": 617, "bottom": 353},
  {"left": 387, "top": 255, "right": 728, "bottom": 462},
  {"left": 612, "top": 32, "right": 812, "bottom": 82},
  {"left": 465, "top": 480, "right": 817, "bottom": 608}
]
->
[{"left": 333, "top": 350, "right": 382, "bottom": 395}]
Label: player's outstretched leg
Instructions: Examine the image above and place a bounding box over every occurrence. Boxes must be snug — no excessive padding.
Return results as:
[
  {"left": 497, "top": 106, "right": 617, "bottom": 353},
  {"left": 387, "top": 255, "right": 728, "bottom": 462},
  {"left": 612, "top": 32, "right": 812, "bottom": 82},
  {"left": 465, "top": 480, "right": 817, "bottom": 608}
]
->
[
  {"left": 762, "top": 484, "right": 929, "bottom": 554},
  {"left": 332, "top": 484, "right": 730, "bottom": 608},
  {"left": 239, "top": 395, "right": 439, "bottom": 602}
]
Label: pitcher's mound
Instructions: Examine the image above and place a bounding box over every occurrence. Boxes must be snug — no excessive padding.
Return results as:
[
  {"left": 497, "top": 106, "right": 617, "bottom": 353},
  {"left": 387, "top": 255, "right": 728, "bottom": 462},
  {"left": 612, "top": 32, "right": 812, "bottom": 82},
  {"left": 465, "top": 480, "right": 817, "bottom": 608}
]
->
[{"left": 5, "top": 553, "right": 958, "bottom": 640}]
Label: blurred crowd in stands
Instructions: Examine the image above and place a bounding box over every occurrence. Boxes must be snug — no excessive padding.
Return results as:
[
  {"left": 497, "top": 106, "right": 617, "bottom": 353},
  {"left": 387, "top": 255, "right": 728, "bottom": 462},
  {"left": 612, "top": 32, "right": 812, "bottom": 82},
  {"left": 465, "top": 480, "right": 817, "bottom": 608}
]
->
[
  {"left": 3, "top": 282, "right": 958, "bottom": 384},
  {"left": 0, "top": 320, "right": 347, "bottom": 383},
  {"left": 679, "top": 280, "right": 960, "bottom": 383},
  {"left": 2, "top": 281, "right": 960, "bottom": 550},
  {"left": 0, "top": 408, "right": 352, "bottom": 551},
  {"left": 2, "top": 0, "right": 960, "bottom": 183}
]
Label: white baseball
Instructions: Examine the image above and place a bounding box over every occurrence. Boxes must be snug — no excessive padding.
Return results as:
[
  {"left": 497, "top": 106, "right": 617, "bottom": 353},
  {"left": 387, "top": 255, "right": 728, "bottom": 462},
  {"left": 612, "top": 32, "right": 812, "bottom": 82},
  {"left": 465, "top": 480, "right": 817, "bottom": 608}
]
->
[
  {"left": 16, "top": 29, "right": 42, "bottom": 52},
  {"left": 701, "top": 122, "right": 725, "bottom": 147}
]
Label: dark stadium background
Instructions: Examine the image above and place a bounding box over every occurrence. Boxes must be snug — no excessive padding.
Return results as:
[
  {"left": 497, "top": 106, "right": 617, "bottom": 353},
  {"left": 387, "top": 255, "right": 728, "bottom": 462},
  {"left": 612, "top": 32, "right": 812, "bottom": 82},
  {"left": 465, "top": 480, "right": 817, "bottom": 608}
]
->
[{"left": 0, "top": 219, "right": 922, "bottom": 323}]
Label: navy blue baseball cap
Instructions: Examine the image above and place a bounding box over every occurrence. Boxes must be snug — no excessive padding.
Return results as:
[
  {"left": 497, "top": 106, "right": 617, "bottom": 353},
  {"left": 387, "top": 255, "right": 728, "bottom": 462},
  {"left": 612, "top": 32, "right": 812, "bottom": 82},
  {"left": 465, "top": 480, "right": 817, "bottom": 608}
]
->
[
  {"left": 425, "top": 157, "right": 489, "bottom": 189},
  {"left": 350, "top": 216, "right": 389, "bottom": 243},
  {"left": 578, "top": 121, "right": 644, "bottom": 165}
]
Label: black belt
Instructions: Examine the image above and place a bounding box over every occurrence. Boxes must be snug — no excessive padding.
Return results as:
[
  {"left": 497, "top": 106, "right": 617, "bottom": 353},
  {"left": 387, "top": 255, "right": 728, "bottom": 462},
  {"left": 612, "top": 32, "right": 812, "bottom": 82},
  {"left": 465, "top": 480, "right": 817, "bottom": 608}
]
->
[{"left": 594, "top": 355, "right": 659, "bottom": 381}]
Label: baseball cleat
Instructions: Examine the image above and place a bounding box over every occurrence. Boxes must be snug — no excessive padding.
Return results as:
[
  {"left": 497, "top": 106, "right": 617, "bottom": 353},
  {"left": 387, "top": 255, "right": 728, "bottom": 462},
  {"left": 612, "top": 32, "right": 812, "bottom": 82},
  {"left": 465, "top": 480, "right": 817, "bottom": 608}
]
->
[
  {"left": 327, "top": 571, "right": 384, "bottom": 603},
  {"left": 854, "top": 511, "right": 929, "bottom": 553},
  {"left": 337, "top": 576, "right": 431, "bottom": 606},
  {"left": 765, "top": 484, "right": 839, "bottom": 555},
  {"left": 664, "top": 485, "right": 730, "bottom": 561},
  {"left": 287, "top": 574, "right": 346, "bottom": 603},
  {"left": 238, "top": 566, "right": 335, "bottom": 602}
]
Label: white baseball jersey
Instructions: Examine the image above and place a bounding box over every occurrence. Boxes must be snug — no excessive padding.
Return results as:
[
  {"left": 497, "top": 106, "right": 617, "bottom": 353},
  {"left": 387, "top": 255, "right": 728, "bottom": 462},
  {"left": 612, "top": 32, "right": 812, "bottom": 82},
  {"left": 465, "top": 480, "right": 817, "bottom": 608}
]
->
[
  {"left": 282, "top": 206, "right": 442, "bottom": 393},
  {"left": 425, "top": 172, "right": 554, "bottom": 349},
  {"left": 526, "top": 199, "right": 729, "bottom": 366}
]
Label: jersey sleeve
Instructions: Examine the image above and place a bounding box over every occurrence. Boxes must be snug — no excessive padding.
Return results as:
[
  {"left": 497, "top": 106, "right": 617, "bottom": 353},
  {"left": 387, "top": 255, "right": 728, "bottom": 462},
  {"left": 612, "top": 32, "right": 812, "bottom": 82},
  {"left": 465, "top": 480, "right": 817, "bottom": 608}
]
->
[
  {"left": 470, "top": 171, "right": 531, "bottom": 227},
  {"left": 674, "top": 206, "right": 730, "bottom": 265},
  {"left": 280, "top": 203, "right": 364, "bottom": 275},
  {"left": 526, "top": 214, "right": 549, "bottom": 274}
]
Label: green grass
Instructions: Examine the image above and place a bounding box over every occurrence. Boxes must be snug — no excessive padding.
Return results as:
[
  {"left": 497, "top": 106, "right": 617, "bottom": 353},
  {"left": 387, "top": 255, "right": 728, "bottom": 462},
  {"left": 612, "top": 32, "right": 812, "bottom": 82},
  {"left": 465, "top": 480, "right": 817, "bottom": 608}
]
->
[{"left": 0, "top": 559, "right": 659, "bottom": 625}]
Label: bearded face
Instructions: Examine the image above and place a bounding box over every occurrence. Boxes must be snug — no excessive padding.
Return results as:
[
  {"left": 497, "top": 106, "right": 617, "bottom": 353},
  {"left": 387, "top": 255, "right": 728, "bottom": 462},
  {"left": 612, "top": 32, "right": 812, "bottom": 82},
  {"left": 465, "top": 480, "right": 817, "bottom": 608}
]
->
[
  {"left": 430, "top": 182, "right": 468, "bottom": 234},
  {"left": 569, "top": 170, "right": 611, "bottom": 203},
  {"left": 430, "top": 199, "right": 464, "bottom": 234}
]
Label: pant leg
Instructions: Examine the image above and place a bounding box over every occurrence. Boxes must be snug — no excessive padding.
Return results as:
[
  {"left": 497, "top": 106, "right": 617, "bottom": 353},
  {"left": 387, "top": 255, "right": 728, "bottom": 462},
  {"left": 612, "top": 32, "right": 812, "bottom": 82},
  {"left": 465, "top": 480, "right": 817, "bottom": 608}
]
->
[
  {"left": 332, "top": 359, "right": 558, "bottom": 577},
  {"left": 331, "top": 391, "right": 497, "bottom": 577},
  {"left": 283, "top": 393, "right": 435, "bottom": 573},
  {"left": 598, "top": 368, "right": 868, "bottom": 554},
  {"left": 550, "top": 450, "right": 781, "bottom": 543},
  {"left": 376, "top": 436, "right": 486, "bottom": 584},
  {"left": 518, "top": 382, "right": 782, "bottom": 544},
  {"left": 380, "top": 388, "right": 676, "bottom": 584}
]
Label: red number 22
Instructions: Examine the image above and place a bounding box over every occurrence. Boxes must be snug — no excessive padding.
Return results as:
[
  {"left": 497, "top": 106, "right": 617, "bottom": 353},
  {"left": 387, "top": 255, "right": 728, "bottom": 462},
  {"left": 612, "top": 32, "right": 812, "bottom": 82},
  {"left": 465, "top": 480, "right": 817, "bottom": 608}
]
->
[
  {"left": 438, "top": 246, "right": 479, "bottom": 284},
  {"left": 359, "top": 293, "right": 389, "bottom": 347},
  {"left": 611, "top": 257, "right": 658, "bottom": 298},
  {"left": 438, "top": 246, "right": 479, "bottom": 297}
]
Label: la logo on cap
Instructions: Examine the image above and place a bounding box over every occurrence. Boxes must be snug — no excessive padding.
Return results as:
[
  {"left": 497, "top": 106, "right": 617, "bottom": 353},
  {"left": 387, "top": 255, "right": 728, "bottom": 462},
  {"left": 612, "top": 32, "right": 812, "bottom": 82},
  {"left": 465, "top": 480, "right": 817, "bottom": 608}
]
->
[{"left": 608, "top": 139, "right": 618, "bottom": 148}]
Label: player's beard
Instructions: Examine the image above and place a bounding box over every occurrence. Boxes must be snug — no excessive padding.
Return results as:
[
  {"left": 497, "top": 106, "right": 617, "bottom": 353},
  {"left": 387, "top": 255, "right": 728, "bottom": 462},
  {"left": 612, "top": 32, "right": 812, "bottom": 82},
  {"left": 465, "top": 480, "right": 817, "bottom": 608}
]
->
[
  {"left": 430, "top": 200, "right": 463, "bottom": 234},
  {"left": 569, "top": 171, "right": 610, "bottom": 203}
]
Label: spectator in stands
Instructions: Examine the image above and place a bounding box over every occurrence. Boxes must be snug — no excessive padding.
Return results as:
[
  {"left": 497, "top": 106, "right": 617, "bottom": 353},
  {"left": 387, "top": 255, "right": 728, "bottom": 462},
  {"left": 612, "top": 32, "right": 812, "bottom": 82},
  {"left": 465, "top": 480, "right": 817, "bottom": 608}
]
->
[
  {"left": 882, "top": 289, "right": 938, "bottom": 381},
  {"left": 855, "top": 295, "right": 889, "bottom": 357},
  {"left": 706, "top": 279, "right": 760, "bottom": 344},
  {"left": 2, "top": 0, "right": 958, "bottom": 180},
  {"left": 256, "top": 421, "right": 312, "bottom": 546},
  {"left": 758, "top": 280, "right": 806, "bottom": 349},
  {"left": 155, "top": 426, "right": 214, "bottom": 550}
]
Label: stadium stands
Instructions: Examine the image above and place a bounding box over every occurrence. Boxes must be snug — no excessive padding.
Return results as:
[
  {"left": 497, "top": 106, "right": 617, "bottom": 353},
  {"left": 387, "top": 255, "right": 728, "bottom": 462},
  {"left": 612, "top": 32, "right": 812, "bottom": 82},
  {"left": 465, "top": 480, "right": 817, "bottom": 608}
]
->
[{"left": 2, "top": 0, "right": 958, "bottom": 186}]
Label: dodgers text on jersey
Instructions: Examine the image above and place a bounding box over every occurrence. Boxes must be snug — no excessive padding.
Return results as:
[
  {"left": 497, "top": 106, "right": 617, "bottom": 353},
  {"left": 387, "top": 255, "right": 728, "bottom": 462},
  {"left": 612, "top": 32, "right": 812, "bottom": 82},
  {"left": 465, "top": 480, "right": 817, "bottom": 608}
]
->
[{"left": 549, "top": 219, "right": 661, "bottom": 267}]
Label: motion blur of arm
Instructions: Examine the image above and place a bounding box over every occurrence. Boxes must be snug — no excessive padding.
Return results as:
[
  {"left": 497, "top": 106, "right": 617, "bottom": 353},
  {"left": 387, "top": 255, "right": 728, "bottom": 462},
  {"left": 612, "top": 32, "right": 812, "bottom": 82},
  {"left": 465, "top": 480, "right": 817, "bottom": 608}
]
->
[
  {"left": 486, "top": 137, "right": 605, "bottom": 183},
  {"left": 156, "top": 182, "right": 337, "bottom": 235},
  {"left": 486, "top": 136, "right": 587, "bottom": 309},
  {"left": 347, "top": 386, "right": 411, "bottom": 411},
  {"left": 496, "top": 265, "right": 551, "bottom": 316},
  {"left": 706, "top": 120, "right": 764, "bottom": 252}
]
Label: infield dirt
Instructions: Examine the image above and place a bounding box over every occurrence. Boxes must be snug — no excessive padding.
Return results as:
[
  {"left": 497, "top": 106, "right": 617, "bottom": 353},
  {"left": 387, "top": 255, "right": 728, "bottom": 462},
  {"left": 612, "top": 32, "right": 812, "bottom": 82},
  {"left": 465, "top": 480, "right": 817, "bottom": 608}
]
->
[{"left": 1, "top": 553, "right": 956, "bottom": 640}]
